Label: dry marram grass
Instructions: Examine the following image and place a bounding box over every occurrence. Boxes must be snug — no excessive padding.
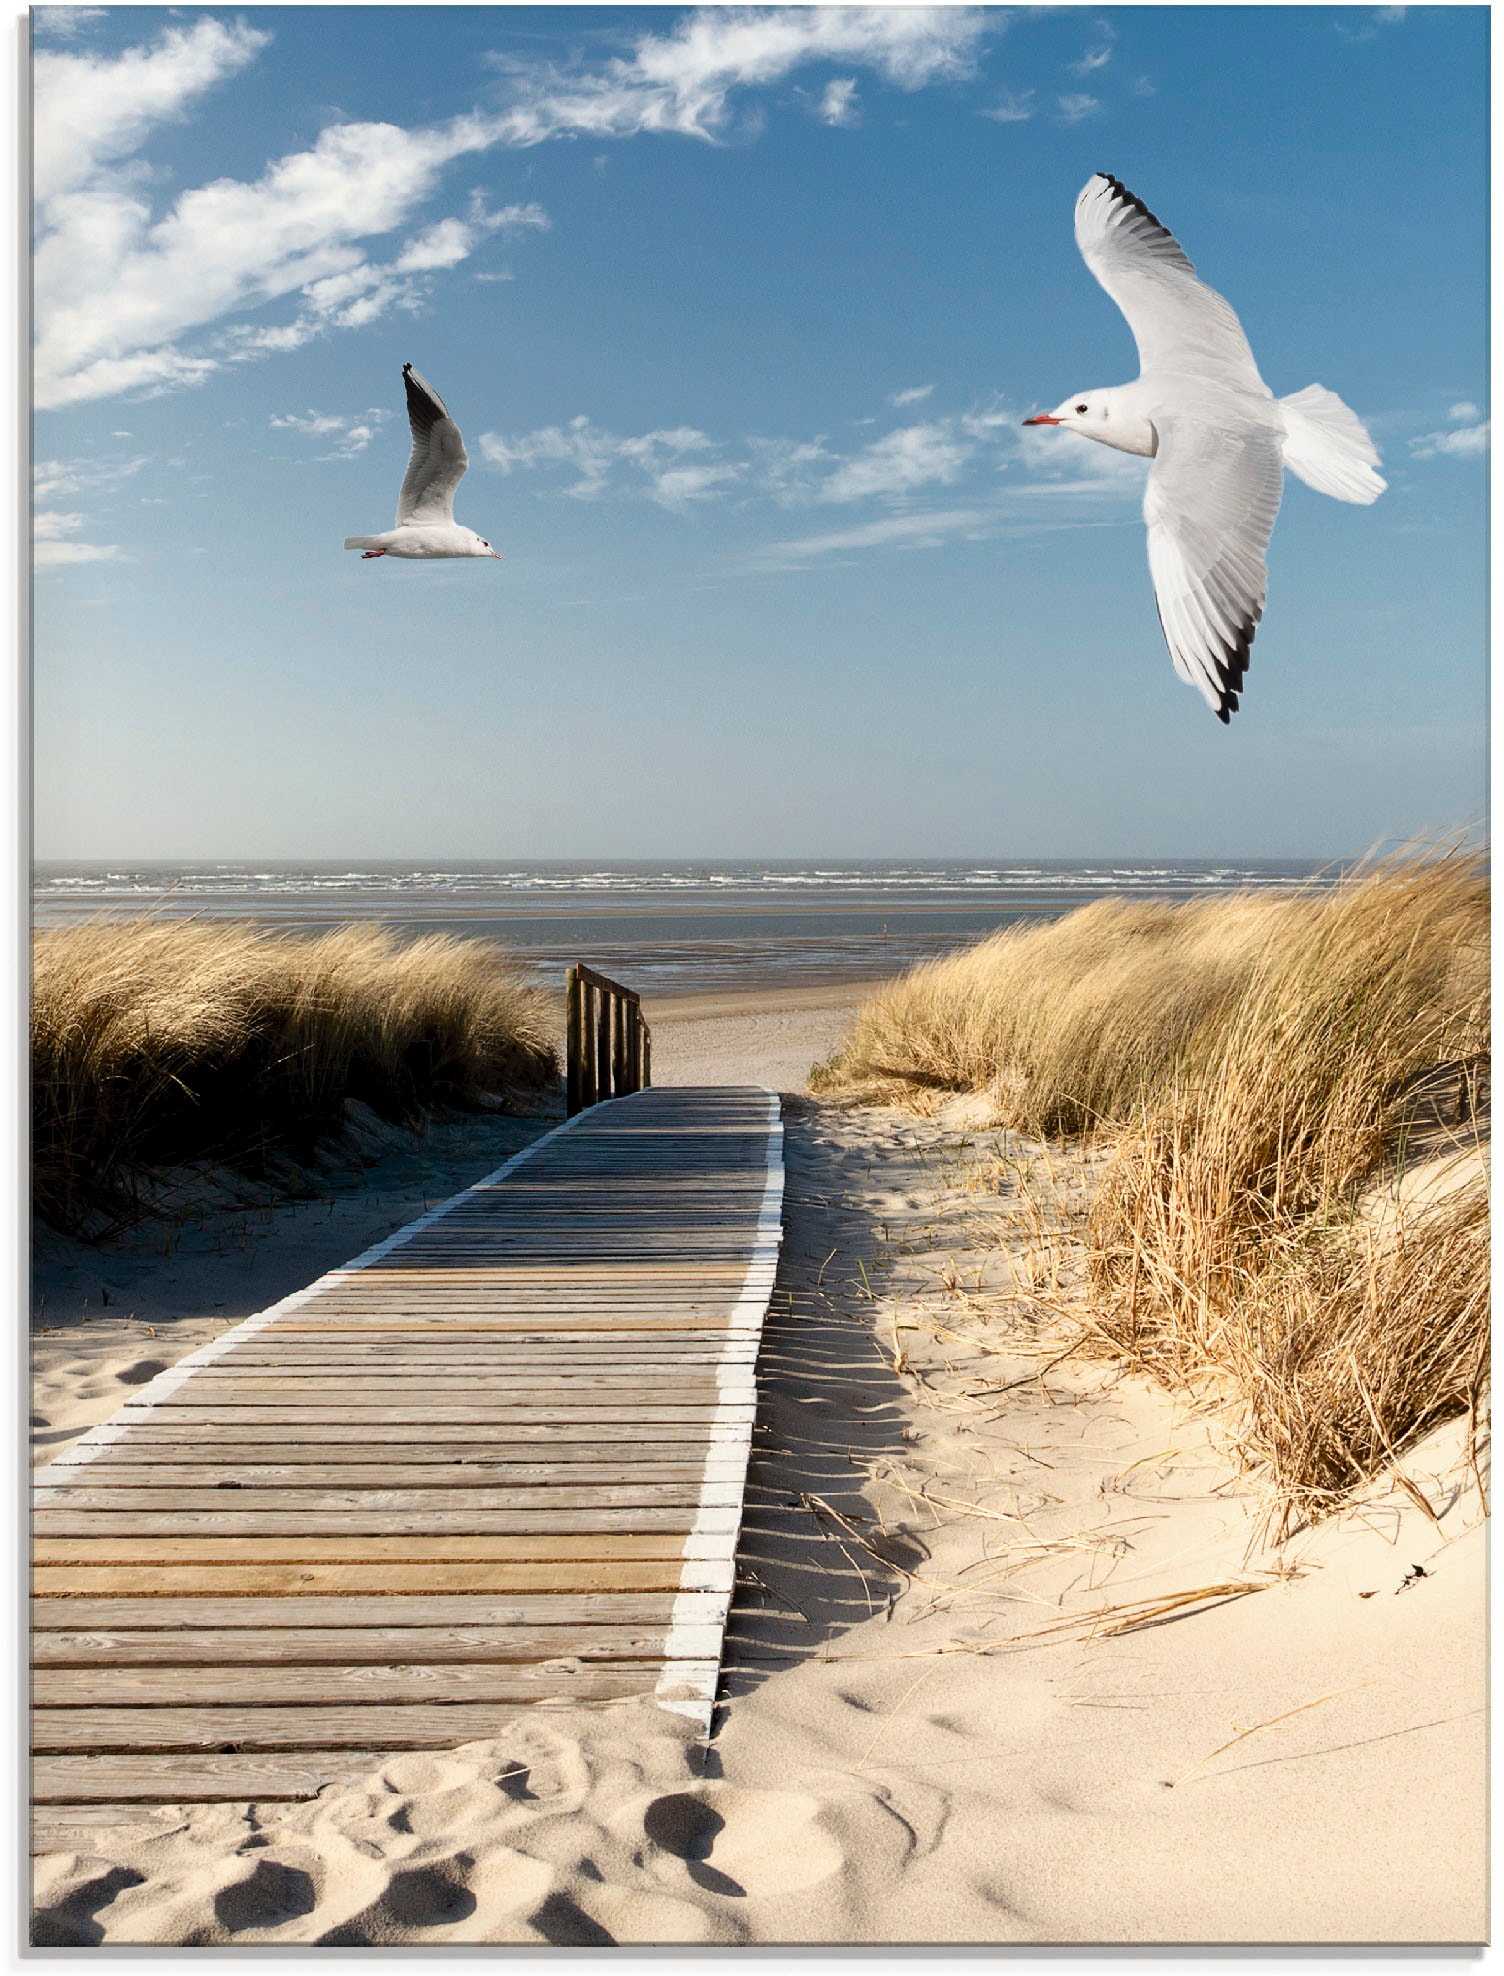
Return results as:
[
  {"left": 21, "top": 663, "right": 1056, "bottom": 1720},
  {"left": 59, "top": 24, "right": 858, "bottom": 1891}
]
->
[
  {"left": 32, "top": 919, "right": 558, "bottom": 1234},
  {"left": 818, "top": 852, "right": 1489, "bottom": 1517}
]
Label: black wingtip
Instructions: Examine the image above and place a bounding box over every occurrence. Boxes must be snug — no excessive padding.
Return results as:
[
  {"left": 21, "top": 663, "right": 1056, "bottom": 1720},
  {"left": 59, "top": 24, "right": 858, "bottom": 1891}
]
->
[{"left": 1097, "top": 171, "right": 1174, "bottom": 239}]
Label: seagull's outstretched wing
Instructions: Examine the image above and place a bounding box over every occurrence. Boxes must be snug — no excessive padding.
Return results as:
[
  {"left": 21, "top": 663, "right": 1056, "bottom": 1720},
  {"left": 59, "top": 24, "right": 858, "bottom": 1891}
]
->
[
  {"left": 1144, "top": 416, "right": 1284, "bottom": 722},
  {"left": 1075, "top": 173, "right": 1265, "bottom": 390},
  {"left": 396, "top": 363, "right": 468, "bottom": 526}
]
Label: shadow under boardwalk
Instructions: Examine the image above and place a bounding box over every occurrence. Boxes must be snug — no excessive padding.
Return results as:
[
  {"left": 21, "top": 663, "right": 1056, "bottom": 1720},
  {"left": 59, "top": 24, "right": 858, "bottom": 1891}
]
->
[
  {"left": 719, "top": 1096, "right": 928, "bottom": 1706},
  {"left": 31, "top": 1087, "right": 783, "bottom": 1852}
]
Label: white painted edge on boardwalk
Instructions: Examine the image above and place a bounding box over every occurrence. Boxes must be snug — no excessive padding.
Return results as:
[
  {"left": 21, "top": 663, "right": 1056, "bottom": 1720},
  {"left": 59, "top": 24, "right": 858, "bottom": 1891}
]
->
[
  {"left": 34, "top": 1105, "right": 600, "bottom": 1487},
  {"left": 656, "top": 1086, "right": 784, "bottom": 1732}
]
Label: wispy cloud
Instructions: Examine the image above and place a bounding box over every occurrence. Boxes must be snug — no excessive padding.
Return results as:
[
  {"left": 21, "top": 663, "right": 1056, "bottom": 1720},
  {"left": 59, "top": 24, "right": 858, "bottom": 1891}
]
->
[
  {"left": 1410, "top": 415, "right": 1489, "bottom": 459},
  {"left": 1069, "top": 22, "right": 1115, "bottom": 75},
  {"left": 818, "top": 76, "right": 860, "bottom": 126},
  {"left": 1336, "top": 6, "right": 1407, "bottom": 41},
  {"left": 34, "top": 16, "right": 268, "bottom": 203},
  {"left": 479, "top": 391, "right": 1149, "bottom": 552},
  {"left": 269, "top": 408, "right": 389, "bottom": 459},
  {"left": 33, "top": 510, "right": 126, "bottom": 565},
  {"left": 755, "top": 505, "right": 997, "bottom": 565},
  {"left": 888, "top": 383, "right": 935, "bottom": 407},
  {"left": 1056, "top": 93, "right": 1101, "bottom": 123},
  {"left": 493, "top": 7, "right": 989, "bottom": 144},
  {"left": 35, "top": 9, "right": 993, "bottom": 410},
  {"left": 982, "top": 88, "right": 1034, "bottom": 123},
  {"left": 479, "top": 415, "right": 727, "bottom": 506},
  {"left": 819, "top": 420, "right": 973, "bottom": 502},
  {"left": 31, "top": 6, "right": 107, "bottom": 41},
  {"left": 33, "top": 452, "right": 150, "bottom": 503}
]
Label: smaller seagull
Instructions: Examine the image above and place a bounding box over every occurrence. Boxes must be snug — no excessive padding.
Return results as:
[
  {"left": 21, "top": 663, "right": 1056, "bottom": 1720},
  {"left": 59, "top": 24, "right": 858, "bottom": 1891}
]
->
[
  {"left": 1024, "top": 174, "right": 1385, "bottom": 721},
  {"left": 344, "top": 363, "right": 501, "bottom": 562}
]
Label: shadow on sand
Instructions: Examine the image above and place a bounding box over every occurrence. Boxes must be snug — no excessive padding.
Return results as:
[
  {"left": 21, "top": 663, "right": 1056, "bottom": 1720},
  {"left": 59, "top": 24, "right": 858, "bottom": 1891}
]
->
[{"left": 716, "top": 1094, "right": 955, "bottom": 1717}]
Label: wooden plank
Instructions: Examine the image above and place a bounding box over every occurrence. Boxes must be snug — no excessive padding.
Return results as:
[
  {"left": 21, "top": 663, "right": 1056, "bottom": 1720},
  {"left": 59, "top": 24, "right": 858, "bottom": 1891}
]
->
[
  {"left": 41, "top": 1462, "right": 734, "bottom": 1486},
  {"left": 33, "top": 1560, "right": 731, "bottom": 1596},
  {"left": 34, "top": 1805, "right": 192, "bottom": 1849},
  {"left": 38, "top": 1660, "right": 719, "bottom": 1709},
  {"left": 34, "top": 1534, "right": 719, "bottom": 1563},
  {"left": 35, "top": 1508, "right": 734, "bottom": 1539},
  {"left": 35, "top": 1623, "right": 725, "bottom": 1666},
  {"left": 33, "top": 1754, "right": 394, "bottom": 1805},
  {"left": 33, "top": 1593, "right": 725, "bottom": 1629},
  {"left": 66, "top": 1422, "right": 743, "bottom": 1447},
  {"left": 37, "top": 1485, "right": 734, "bottom": 1511},
  {"left": 36, "top": 1693, "right": 718, "bottom": 1751},
  {"left": 118, "top": 1405, "right": 747, "bottom": 1423},
  {"left": 137, "top": 1377, "right": 747, "bottom": 1396}
]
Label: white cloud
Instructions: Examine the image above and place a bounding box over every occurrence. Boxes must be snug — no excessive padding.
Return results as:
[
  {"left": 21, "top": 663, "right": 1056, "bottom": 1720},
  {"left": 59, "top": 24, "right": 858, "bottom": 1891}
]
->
[
  {"left": 33, "top": 452, "right": 149, "bottom": 502},
  {"left": 396, "top": 198, "right": 550, "bottom": 272},
  {"left": 1447, "top": 401, "right": 1480, "bottom": 423},
  {"left": 889, "top": 383, "right": 934, "bottom": 406},
  {"left": 34, "top": 18, "right": 269, "bottom": 203},
  {"left": 820, "top": 421, "right": 973, "bottom": 502},
  {"left": 33, "top": 509, "right": 125, "bottom": 565},
  {"left": 1056, "top": 93, "right": 1101, "bottom": 123},
  {"left": 745, "top": 435, "right": 833, "bottom": 505},
  {"left": 479, "top": 415, "right": 722, "bottom": 503},
  {"left": 35, "top": 112, "right": 509, "bottom": 405},
  {"left": 35, "top": 9, "right": 990, "bottom": 409},
  {"left": 33, "top": 509, "right": 85, "bottom": 540},
  {"left": 652, "top": 461, "right": 746, "bottom": 506},
  {"left": 982, "top": 89, "right": 1034, "bottom": 123},
  {"left": 818, "top": 77, "right": 859, "bottom": 126},
  {"left": 756, "top": 505, "right": 995, "bottom": 565},
  {"left": 270, "top": 408, "right": 387, "bottom": 458},
  {"left": 1069, "top": 24, "right": 1115, "bottom": 75},
  {"left": 499, "top": 7, "right": 987, "bottom": 144},
  {"left": 1411, "top": 420, "right": 1490, "bottom": 460},
  {"left": 32, "top": 8, "right": 107, "bottom": 41},
  {"left": 1337, "top": 6, "right": 1407, "bottom": 40}
]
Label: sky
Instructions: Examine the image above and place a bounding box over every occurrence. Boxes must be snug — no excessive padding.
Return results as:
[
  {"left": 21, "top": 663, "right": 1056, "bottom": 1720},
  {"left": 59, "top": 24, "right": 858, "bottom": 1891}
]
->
[{"left": 30, "top": 2, "right": 1490, "bottom": 861}]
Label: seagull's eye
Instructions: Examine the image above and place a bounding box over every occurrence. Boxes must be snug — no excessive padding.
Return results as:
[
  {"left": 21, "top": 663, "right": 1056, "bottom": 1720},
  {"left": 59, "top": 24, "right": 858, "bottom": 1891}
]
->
[{"left": 1076, "top": 403, "right": 1088, "bottom": 415}]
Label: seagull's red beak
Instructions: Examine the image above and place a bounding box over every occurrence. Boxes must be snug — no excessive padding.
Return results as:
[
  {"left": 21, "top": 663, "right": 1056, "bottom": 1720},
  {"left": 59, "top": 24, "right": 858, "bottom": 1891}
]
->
[{"left": 1022, "top": 414, "right": 1061, "bottom": 426}]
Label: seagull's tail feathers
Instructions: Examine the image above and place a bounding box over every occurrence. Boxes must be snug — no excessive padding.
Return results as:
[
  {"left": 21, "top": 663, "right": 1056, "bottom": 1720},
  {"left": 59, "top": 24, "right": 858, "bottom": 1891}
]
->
[
  {"left": 1278, "top": 385, "right": 1387, "bottom": 504},
  {"left": 343, "top": 535, "right": 383, "bottom": 551}
]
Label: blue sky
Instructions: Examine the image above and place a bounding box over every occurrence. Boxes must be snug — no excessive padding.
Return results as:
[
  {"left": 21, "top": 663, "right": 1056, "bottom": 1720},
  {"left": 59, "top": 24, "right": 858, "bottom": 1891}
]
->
[{"left": 32, "top": 3, "right": 1488, "bottom": 860}]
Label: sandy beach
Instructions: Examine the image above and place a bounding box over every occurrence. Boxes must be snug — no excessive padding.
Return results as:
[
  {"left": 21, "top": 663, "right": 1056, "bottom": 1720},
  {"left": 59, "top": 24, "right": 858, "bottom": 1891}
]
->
[{"left": 30, "top": 986, "right": 1487, "bottom": 1944}]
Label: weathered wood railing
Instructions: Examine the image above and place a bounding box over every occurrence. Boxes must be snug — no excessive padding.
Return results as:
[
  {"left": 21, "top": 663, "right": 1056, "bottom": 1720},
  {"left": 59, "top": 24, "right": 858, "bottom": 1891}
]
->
[{"left": 566, "top": 963, "right": 651, "bottom": 1115}]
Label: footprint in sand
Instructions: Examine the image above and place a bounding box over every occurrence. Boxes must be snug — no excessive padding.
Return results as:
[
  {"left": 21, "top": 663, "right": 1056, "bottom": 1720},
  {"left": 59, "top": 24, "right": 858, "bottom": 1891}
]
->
[
  {"left": 31, "top": 1862, "right": 147, "bottom": 1946},
  {"left": 638, "top": 1787, "right": 844, "bottom": 1899},
  {"left": 115, "top": 1358, "right": 168, "bottom": 1386},
  {"left": 210, "top": 1852, "right": 322, "bottom": 1934}
]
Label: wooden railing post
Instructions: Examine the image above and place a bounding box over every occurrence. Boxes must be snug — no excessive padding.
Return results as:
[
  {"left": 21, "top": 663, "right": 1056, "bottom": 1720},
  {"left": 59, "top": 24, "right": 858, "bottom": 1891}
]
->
[
  {"left": 596, "top": 983, "right": 612, "bottom": 1101},
  {"left": 565, "top": 964, "right": 652, "bottom": 1112},
  {"left": 625, "top": 1006, "right": 640, "bottom": 1094},
  {"left": 565, "top": 966, "right": 583, "bottom": 1116}
]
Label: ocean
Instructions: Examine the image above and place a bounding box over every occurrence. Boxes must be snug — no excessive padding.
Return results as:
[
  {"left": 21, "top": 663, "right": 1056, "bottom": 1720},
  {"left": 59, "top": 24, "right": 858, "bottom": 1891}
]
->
[{"left": 31, "top": 858, "right": 1334, "bottom": 999}]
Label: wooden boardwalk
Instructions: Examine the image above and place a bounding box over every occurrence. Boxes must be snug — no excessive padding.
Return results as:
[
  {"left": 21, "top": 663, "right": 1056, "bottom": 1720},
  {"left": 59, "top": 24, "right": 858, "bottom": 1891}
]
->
[{"left": 31, "top": 1086, "right": 783, "bottom": 1848}]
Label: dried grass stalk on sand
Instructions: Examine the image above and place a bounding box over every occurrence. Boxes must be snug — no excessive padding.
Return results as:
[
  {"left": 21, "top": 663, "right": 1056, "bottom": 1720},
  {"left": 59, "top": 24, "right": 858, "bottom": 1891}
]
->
[
  {"left": 32, "top": 919, "right": 558, "bottom": 1235},
  {"left": 817, "top": 850, "right": 1489, "bottom": 1522}
]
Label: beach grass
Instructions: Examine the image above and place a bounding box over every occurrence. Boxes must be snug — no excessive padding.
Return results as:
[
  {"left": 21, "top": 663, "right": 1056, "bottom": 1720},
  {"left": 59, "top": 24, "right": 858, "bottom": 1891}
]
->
[
  {"left": 32, "top": 919, "right": 559, "bottom": 1235},
  {"left": 815, "top": 850, "right": 1489, "bottom": 1517}
]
